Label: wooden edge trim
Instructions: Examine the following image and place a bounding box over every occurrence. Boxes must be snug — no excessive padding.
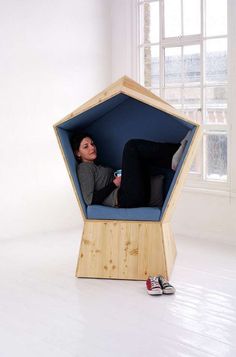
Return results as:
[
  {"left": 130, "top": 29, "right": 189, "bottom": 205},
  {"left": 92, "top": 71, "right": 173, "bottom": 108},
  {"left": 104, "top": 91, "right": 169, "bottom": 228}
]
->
[
  {"left": 82, "top": 218, "right": 162, "bottom": 224},
  {"left": 121, "top": 87, "right": 200, "bottom": 127},
  {"left": 53, "top": 75, "right": 197, "bottom": 128},
  {"left": 53, "top": 77, "right": 127, "bottom": 127},
  {"left": 161, "top": 125, "right": 202, "bottom": 223}
]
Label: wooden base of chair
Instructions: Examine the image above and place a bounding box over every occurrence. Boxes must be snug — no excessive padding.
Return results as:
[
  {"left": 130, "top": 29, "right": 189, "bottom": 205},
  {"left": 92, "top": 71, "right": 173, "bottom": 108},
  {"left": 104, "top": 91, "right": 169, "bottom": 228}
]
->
[{"left": 75, "top": 220, "right": 176, "bottom": 280}]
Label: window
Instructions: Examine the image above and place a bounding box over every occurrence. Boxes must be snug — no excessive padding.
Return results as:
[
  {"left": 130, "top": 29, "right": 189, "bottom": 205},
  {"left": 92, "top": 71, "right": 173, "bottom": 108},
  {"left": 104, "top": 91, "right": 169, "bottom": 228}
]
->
[{"left": 138, "top": 0, "right": 228, "bottom": 187}]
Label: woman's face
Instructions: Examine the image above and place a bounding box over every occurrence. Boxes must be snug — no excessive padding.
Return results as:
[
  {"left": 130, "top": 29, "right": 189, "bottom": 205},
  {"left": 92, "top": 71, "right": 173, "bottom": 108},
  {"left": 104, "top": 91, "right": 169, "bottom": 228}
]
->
[{"left": 77, "top": 137, "right": 97, "bottom": 163}]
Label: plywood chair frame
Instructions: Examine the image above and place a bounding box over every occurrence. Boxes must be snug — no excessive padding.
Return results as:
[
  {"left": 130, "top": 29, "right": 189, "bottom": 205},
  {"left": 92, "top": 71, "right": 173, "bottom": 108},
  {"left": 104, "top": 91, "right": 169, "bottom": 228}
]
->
[{"left": 54, "top": 76, "right": 201, "bottom": 280}]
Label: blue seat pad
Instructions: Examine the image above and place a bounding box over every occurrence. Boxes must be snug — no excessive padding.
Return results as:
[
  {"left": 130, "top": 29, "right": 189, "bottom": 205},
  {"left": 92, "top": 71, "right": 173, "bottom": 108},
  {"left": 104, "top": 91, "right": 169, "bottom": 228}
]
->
[{"left": 87, "top": 205, "right": 161, "bottom": 221}]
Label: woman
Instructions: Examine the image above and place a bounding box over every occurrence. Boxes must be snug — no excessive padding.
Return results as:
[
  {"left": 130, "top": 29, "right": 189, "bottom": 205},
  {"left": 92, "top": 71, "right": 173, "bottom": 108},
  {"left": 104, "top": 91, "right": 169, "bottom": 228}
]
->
[{"left": 71, "top": 133, "right": 187, "bottom": 208}]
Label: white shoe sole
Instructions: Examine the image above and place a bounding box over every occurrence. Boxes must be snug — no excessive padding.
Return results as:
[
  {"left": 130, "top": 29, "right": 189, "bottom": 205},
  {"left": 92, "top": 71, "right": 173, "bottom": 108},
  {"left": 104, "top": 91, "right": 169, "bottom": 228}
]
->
[
  {"left": 147, "top": 289, "right": 163, "bottom": 295},
  {"left": 163, "top": 288, "right": 175, "bottom": 294}
]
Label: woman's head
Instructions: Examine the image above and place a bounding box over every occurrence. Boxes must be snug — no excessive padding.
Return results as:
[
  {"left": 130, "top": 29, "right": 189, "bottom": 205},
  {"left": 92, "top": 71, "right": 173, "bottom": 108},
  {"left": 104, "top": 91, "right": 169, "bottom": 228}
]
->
[{"left": 72, "top": 133, "right": 97, "bottom": 163}]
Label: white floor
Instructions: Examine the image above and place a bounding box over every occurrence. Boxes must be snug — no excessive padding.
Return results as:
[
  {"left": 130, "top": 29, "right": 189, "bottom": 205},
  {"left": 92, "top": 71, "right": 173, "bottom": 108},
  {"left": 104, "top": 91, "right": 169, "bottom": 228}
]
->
[{"left": 0, "top": 230, "right": 236, "bottom": 357}]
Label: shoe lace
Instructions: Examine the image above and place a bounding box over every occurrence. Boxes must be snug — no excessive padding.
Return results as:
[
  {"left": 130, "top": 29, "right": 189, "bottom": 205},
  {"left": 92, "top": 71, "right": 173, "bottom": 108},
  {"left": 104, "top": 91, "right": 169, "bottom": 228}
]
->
[
  {"left": 150, "top": 276, "right": 160, "bottom": 289},
  {"left": 159, "top": 275, "right": 168, "bottom": 284},
  {"left": 159, "top": 275, "right": 171, "bottom": 288}
]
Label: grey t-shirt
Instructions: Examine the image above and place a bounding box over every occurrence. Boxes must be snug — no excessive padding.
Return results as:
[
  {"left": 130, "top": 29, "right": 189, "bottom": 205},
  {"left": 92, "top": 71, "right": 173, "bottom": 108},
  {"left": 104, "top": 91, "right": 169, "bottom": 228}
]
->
[{"left": 77, "top": 162, "right": 119, "bottom": 207}]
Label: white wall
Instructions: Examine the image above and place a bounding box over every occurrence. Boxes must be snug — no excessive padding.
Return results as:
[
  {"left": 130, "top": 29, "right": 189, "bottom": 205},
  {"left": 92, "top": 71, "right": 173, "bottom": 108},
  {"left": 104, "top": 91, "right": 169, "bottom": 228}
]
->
[
  {"left": 111, "top": 0, "right": 137, "bottom": 80},
  {"left": 1, "top": 0, "right": 235, "bottom": 243},
  {"left": 111, "top": 0, "right": 236, "bottom": 244},
  {"left": 0, "top": 0, "right": 111, "bottom": 239}
]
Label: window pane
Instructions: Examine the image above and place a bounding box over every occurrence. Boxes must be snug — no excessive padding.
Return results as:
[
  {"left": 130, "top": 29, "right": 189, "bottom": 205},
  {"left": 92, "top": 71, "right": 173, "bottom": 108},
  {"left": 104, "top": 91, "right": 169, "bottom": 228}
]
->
[
  {"left": 139, "top": 3, "right": 144, "bottom": 45},
  {"left": 183, "top": 45, "right": 200, "bottom": 84},
  {"left": 205, "top": 38, "right": 227, "bottom": 83},
  {"left": 164, "top": 0, "right": 181, "bottom": 37},
  {"left": 205, "top": 132, "right": 227, "bottom": 181},
  {"left": 184, "top": 108, "right": 202, "bottom": 124},
  {"left": 183, "top": 0, "right": 200, "bottom": 35},
  {"left": 150, "top": 2, "right": 159, "bottom": 43},
  {"left": 189, "top": 140, "right": 202, "bottom": 174},
  {"left": 164, "top": 47, "right": 182, "bottom": 86},
  {"left": 183, "top": 87, "right": 202, "bottom": 123},
  {"left": 206, "top": 0, "right": 227, "bottom": 37},
  {"left": 140, "top": 2, "right": 159, "bottom": 45},
  {"left": 141, "top": 45, "right": 159, "bottom": 88},
  {"left": 183, "top": 87, "right": 200, "bottom": 107},
  {"left": 164, "top": 87, "right": 182, "bottom": 109},
  {"left": 205, "top": 86, "right": 227, "bottom": 124}
]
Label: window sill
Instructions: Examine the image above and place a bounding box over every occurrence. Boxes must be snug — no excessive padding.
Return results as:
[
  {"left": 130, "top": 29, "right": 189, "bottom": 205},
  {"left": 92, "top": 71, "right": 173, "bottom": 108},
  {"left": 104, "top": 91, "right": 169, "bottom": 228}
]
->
[{"left": 183, "top": 185, "right": 235, "bottom": 198}]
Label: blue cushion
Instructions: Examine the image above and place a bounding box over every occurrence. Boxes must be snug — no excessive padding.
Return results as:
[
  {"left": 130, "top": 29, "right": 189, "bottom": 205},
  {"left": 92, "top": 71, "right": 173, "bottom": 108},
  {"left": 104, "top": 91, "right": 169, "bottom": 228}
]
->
[{"left": 87, "top": 205, "right": 161, "bottom": 221}]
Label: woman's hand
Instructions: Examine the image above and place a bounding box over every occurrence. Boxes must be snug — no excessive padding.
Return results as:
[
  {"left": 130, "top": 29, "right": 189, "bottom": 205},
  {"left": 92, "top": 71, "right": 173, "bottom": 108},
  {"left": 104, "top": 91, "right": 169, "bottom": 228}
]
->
[{"left": 113, "top": 176, "right": 121, "bottom": 187}]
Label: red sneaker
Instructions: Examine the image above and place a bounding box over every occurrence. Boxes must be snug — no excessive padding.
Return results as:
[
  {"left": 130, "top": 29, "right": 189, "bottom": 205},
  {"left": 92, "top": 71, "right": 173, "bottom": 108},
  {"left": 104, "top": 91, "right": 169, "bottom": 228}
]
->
[{"left": 146, "top": 276, "right": 163, "bottom": 295}]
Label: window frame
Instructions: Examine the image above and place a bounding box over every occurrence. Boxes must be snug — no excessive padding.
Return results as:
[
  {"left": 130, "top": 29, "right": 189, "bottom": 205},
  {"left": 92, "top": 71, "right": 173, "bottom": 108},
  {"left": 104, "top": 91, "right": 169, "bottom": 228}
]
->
[{"left": 137, "top": 0, "right": 229, "bottom": 191}]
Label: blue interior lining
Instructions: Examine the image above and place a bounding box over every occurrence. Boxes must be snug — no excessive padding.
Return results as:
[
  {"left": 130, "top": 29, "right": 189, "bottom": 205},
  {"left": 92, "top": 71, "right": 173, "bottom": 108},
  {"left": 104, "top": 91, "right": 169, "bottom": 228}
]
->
[
  {"left": 57, "top": 127, "right": 87, "bottom": 217},
  {"left": 58, "top": 94, "right": 129, "bottom": 131},
  {"left": 56, "top": 93, "right": 196, "bottom": 221}
]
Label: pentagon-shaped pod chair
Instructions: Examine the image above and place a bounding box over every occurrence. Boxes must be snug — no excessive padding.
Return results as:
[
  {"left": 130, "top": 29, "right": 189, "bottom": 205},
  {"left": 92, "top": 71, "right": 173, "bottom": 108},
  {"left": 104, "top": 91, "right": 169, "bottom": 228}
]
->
[{"left": 53, "top": 76, "right": 201, "bottom": 280}]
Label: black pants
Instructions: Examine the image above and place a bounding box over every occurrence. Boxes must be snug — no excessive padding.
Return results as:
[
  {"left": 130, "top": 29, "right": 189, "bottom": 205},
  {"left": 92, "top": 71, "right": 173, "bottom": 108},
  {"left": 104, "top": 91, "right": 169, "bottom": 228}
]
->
[{"left": 118, "top": 139, "right": 180, "bottom": 208}]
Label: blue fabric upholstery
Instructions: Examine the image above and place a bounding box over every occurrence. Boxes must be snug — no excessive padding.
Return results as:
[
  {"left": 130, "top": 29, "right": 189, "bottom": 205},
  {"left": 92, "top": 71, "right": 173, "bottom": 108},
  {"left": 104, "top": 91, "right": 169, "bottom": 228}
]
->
[
  {"left": 87, "top": 205, "right": 161, "bottom": 221},
  {"left": 59, "top": 94, "right": 128, "bottom": 132},
  {"left": 161, "top": 133, "right": 194, "bottom": 214},
  {"left": 57, "top": 127, "right": 87, "bottom": 216},
  {"left": 58, "top": 95, "right": 193, "bottom": 168},
  {"left": 56, "top": 93, "right": 196, "bottom": 221}
]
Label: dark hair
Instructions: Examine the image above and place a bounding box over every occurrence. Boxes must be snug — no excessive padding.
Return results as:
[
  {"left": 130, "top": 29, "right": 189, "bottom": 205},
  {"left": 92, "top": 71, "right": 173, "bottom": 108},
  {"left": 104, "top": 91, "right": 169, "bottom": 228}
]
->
[{"left": 71, "top": 132, "right": 94, "bottom": 162}]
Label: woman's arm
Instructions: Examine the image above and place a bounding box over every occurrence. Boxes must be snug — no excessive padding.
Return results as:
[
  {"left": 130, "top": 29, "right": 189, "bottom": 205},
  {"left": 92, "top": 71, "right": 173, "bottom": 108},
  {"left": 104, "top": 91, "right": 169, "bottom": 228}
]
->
[
  {"left": 77, "top": 163, "right": 117, "bottom": 205},
  {"left": 92, "top": 182, "right": 117, "bottom": 204},
  {"left": 77, "top": 164, "right": 95, "bottom": 205}
]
